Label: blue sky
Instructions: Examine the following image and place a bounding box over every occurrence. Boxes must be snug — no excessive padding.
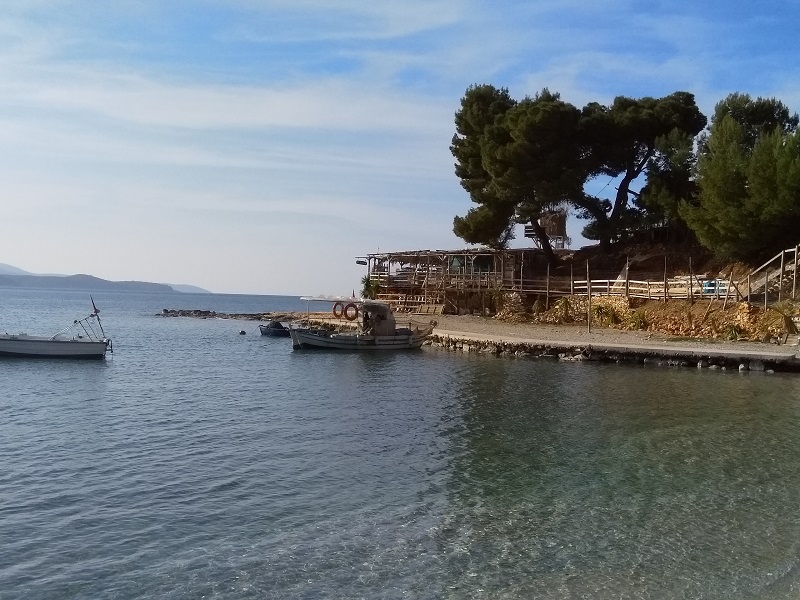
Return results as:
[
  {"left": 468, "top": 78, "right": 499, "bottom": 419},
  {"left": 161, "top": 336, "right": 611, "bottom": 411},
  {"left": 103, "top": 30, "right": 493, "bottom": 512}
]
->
[{"left": 1, "top": 1, "right": 798, "bottom": 294}]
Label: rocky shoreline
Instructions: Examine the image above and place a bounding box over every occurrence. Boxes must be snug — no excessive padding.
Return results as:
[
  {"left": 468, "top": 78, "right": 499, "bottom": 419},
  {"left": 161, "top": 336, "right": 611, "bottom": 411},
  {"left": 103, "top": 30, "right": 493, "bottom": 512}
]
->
[
  {"left": 428, "top": 332, "right": 790, "bottom": 372},
  {"left": 430, "top": 315, "right": 800, "bottom": 372},
  {"left": 158, "top": 308, "right": 309, "bottom": 321}
]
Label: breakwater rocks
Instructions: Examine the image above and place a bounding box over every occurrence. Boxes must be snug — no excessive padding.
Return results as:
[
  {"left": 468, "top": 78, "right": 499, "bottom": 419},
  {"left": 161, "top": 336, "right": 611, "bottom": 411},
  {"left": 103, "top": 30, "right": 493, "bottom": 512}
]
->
[
  {"left": 159, "top": 309, "right": 305, "bottom": 321},
  {"left": 427, "top": 334, "right": 797, "bottom": 373}
]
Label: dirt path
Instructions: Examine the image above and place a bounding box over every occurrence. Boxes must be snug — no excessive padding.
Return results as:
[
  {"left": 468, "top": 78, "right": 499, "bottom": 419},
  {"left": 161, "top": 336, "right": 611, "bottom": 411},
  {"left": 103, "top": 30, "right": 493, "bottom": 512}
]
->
[{"left": 429, "top": 314, "right": 800, "bottom": 358}]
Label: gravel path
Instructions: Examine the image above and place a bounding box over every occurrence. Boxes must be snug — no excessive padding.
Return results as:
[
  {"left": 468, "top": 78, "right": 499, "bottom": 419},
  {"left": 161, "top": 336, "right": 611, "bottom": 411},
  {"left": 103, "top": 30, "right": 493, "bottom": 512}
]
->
[{"left": 428, "top": 314, "right": 800, "bottom": 358}]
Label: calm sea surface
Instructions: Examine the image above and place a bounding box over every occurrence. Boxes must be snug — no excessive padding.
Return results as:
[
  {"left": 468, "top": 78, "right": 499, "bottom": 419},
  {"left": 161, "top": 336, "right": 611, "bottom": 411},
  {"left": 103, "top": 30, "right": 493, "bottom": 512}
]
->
[{"left": 2, "top": 288, "right": 800, "bottom": 599}]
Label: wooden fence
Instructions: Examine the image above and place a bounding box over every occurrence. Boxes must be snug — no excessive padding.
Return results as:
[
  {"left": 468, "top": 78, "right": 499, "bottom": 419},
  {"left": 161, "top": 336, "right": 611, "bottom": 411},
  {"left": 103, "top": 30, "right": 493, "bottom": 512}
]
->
[{"left": 373, "top": 272, "right": 741, "bottom": 304}]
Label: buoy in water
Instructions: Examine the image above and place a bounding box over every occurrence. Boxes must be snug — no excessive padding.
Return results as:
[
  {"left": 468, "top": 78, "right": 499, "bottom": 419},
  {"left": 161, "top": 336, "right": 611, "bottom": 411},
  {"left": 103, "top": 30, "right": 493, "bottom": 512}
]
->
[{"left": 239, "top": 330, "right": 246, "bottom": 335}]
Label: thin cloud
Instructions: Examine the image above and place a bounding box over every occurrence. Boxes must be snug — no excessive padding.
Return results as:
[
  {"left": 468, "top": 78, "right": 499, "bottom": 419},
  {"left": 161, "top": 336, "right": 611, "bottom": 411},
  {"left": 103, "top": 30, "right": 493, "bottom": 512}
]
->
[
  {"left": 220, "top": 0, "right": 466, "bottom": 41},
  {"left": 1, "top": 0, "right": 798, "bottom": 293}
]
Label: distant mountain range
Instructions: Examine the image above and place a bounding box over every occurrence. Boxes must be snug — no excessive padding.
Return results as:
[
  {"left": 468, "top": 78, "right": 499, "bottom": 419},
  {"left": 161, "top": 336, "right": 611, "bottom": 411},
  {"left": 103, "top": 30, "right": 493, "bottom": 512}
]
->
[{"left": 0, "top": 263, "right": 211, "bottom": 294}]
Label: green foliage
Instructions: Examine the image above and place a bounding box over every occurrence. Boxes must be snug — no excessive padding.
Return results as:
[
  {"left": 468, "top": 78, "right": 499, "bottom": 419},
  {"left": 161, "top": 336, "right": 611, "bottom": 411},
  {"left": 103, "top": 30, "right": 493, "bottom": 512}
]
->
[
  {"left": 450, "top": 86, "right": 706, "bottom": 254},
  {"left": 746, "top": 129, "right": 800, "bottom": 253},
  {"left": 680, "top": 116, "right": 750, "bottom": 259},
  {"left": 453, "top": 203, "right": 516, "bottom": 249},
  {"left": 488, "top": 284, "right": 505, "bottom": 310},
  {"left": 681, "top": 95, "right": 800, "bottom": 262},
  {"left": 591, "top": 303, "right": 620, "bottom": 325},
  {"left": 723, "top": 324, "right": 742, "bottom": 341},
  {"left": 702, "top": 93, "right": 799, "bottom": 150},
  {"left": 636, "top": 129, "right": 699, "bottom": 230},
  {"left": 626, "top": 309, "right": 649, "bottom": 330},
  {"left": 360, "top": 275, "right": 380, "bottom": 300},
  {"left": 450, "top": 86, "right": 800, "bottom": 264},
  {"left": 553, "top": 297, "right": 573, "bottom": 323},
  {"left": 452, "top": 85, "right": 516, "bottom": 176},
  {"left": 772, "top": 300, "right": 800, "bottom": 318},
  {"left": 576, "top": 92, "right": 706, "bottom": 246}
]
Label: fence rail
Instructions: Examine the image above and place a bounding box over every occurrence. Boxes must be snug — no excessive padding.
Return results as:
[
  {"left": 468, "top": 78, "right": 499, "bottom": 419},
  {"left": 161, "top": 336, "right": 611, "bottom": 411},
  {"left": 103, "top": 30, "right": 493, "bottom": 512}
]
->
[
  {"left": 370, "top": 273, "right": 740, "bottom": 302},
  {"left": 739, "top": 245, "right": 798, "bottom": 301}
]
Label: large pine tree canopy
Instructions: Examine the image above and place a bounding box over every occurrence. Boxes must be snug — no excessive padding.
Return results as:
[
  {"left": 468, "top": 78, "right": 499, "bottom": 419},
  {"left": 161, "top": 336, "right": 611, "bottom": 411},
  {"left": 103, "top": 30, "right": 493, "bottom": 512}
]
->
[
  {"left": 451, "top": 87, "right": 799, "bottom": 264},
  {"left": 450, "top": 86, "right": 706, "bottom": 262}
]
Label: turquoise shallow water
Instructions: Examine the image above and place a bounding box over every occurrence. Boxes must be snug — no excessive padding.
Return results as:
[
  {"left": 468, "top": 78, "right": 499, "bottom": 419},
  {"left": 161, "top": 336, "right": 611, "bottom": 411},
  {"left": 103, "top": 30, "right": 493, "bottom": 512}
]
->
[{"left": 2, "top": 288, "right": 800, "bottom": 599}]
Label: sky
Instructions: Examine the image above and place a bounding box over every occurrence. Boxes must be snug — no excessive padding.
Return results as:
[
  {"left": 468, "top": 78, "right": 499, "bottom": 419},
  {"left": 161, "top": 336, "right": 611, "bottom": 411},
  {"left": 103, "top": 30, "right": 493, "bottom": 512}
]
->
[{"left": 1, "top": 1, "right": 799, "bottom": 295}]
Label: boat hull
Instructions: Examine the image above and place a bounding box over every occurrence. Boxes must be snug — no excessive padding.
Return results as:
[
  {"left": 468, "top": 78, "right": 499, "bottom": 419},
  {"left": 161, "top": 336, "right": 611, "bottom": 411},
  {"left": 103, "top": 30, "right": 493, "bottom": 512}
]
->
[
  {"left": 258, "top": 322, "right": 291, "bottom": 337},
  {"left": 289, "top": 329, "right": 428, "bottom": 350},
  {"left": 0, "top": 334, "right": 109, "bottom": 359}
]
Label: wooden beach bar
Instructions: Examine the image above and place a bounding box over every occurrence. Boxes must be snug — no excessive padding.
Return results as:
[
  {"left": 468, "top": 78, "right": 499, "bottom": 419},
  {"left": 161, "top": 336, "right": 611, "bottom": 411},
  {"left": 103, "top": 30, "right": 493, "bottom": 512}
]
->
[{"left": 358, "top": 244, "right": 800, "bottom": 315}]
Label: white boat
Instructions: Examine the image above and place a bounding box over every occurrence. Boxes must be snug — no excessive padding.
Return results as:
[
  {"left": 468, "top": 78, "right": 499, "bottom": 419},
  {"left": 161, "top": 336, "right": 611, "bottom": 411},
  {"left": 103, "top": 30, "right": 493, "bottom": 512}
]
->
[
  {"left": 0, "top": 299, "right": 112, "bottom": 359},
  {"left": 290, "top": 298, "right": 436, "bottom": 351}
]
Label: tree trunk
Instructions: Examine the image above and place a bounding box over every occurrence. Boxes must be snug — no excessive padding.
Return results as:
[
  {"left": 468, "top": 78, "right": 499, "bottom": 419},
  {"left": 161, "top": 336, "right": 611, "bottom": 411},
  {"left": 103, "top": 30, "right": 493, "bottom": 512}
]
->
[
  {"left": 572, "top": 195, "right": 612, "bottom": 250},
  {"left": 591, "top": 214, "right": 613, "bottom": 251},
  {"left": 528, "top": 219, "right": 558, "bottom": 267},
  {"left": 608, "top": 150, "right": 652, "bottom": 235},
  {"left": 609, "top": 168, "right": 637, "bottom": 223}
]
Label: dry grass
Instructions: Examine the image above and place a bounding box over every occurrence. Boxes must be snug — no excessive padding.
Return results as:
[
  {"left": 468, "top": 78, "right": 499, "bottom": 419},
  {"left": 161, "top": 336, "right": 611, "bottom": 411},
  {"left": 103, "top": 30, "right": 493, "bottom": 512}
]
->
[{"left": 495, "top": 294, "right": 800, "bottom": 343}]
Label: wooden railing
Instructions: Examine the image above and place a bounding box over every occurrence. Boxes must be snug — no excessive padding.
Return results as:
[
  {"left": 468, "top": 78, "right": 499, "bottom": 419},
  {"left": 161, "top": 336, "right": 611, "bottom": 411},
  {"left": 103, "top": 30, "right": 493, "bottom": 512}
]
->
[
  {"left": 376, "top": 292, "right": 444, "bottom": 313},
  {"left": 371, "top": 273, "right": 742, "bottom": 302},
  {"left": 739, "top": 245, "right": 799, "bottom": 302}
]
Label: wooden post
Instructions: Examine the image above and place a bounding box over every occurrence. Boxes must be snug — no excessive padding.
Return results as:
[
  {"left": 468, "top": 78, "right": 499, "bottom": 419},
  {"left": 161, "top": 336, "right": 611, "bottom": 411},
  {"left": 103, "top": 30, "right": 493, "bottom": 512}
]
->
[
  {"left": 794, "top": 245, "right": 799, "bottom": 300},
  {"left": 424, "top": 253, "right": 430, "bottom": 303},
  {"left": 663, "top": 255, "right": 668, "bottom": 303},
  {"left": 689, "top": 257, "right": 693, "bottom": 304},
  {"left": 765, "top": 269, "right": 769, "bottom": 311},
  {"left": 729, "top": 277, "right": 745, "bottom": 302},
  {"left": 367, "top": 257, "right": 372, "bottom": 297},
  {"left": 702, "top": 296, "right": 716, "bottom": 323},
  {"left": 625, "top": 255, "right": 629, "bottom": 299},
  {"left": 587, "top": 260, "right": 592, "bottom": 333},
  {"left": 546, "top": 263, "right": 550, "bottom": 310},
  {"left": 570, "top": 263, "right": 574, "bottom": 295},
  {"left": 779, "top": 250, "right": 785, "bottom": 302},
  {"left": 520, "top": 252, "right": 524, "bottom": 290},
  {"left": 647, "top": 280, "right": 651, "bottom": 300},
  {"left": 722, "top": 268, "right": 734, "bottom": 310},
  {"left": 747, "top": 274, "right": 751, "bottom": 304}
]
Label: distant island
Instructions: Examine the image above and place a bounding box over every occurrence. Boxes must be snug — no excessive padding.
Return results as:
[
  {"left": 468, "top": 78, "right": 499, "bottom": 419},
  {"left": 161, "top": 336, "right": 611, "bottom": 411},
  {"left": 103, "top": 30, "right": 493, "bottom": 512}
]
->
[{"left": 0, "top": 263, "right": 211, "bottom": 293}]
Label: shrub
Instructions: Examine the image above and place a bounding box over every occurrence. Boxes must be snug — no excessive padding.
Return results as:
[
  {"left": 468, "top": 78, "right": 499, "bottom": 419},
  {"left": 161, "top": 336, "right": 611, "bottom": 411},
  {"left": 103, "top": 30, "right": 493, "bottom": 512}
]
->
[
  {"left": 626, "top": 309, "right": 648, "bottom": 330},
  {"left": 553, "top": 297, "right": 572, "bottom": 323}
]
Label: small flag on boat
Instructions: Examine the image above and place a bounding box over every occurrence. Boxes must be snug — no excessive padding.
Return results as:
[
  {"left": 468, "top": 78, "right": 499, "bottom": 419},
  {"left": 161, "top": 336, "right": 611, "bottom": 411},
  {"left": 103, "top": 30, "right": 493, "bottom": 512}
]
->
[{"left": 91, "top": 296, "right": 100, "bottom": 315}]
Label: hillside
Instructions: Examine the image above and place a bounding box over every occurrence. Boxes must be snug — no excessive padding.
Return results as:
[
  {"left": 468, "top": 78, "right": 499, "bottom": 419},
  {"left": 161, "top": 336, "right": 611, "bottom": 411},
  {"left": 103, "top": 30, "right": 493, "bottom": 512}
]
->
[
  {"left": 0, "top": 263, "right": 33, "bottom": 276},
  {"left": 0, "top": 273, "right": 176, "bottom": 293},
  {"left": 0, "top": 262, "right": 212, "bottom": 293}
]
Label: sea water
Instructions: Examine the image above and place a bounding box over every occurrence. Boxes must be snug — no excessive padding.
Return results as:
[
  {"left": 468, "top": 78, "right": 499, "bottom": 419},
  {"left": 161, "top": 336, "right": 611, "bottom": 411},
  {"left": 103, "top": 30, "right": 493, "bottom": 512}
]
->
[{"left": 1, "top": 288, "right": 800, "bottom": 599}]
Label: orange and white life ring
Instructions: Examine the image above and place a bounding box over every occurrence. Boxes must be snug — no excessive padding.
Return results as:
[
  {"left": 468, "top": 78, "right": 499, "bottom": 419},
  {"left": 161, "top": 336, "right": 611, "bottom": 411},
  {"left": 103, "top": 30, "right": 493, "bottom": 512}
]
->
[
  {"left": 332, "top": 301, "right": 345, "bottom": 318},
  {"left": 343, "top": 302, "right": 359, "bottom": 321}
]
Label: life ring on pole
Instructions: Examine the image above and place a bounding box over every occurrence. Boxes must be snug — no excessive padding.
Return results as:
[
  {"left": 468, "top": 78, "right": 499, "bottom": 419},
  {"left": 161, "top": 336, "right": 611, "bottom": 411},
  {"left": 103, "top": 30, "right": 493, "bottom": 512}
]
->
[
  {"left": 332, "top": 302, "right": 345, "bottom": 318},
  {"left": 343, "top": 303, "right": 359, "bottom": 321}
]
